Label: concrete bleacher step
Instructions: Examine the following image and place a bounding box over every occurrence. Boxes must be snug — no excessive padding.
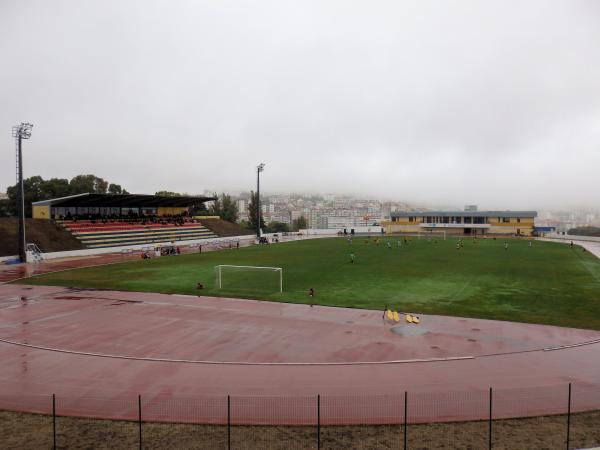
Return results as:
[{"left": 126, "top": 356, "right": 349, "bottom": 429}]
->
[{"left": 59, "top": 221, "right": 218, "bottom": 249}]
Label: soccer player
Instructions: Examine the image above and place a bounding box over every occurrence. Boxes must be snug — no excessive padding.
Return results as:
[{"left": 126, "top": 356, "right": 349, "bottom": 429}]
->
[
  {"left": 504, "top": 241, "right": 509, "bottom": 250},
  {"left": 350, "top": 253, "right": 355, "bottom": 264},
  {"left": 528, "top": 240, "right": 532, "bottom": 248},
  {"left": 387, "top": 241, "right": 392, "bottom": 249}
]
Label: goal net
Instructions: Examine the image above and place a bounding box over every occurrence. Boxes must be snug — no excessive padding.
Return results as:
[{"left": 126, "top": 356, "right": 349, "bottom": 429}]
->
[{"left": 214, "top": 265, "right": 283, "bottom": 293}]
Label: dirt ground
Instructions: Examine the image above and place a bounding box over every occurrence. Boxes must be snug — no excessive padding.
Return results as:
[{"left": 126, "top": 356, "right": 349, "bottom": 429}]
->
[
  {"left": 1, "top": 409, "right": 599, "bottom": 449},
  {"left": 0, "top": 218, "right": 85, "bottom": 256}
]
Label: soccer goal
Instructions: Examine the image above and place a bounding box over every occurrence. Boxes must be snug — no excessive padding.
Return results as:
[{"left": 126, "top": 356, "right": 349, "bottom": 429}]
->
[{"left": 214, "top": 265, "right": 283, "bottom": 293}]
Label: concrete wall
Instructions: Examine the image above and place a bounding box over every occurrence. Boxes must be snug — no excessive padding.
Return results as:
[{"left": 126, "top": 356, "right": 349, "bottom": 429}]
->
[
  {"left": 32, "top": 205, "right": 50, "bottom": 219},
  {"left": 301, "top": 226, "right": 384, "bottom": 235},
  {"left": 381, "top": 222, "right": 421, "bottom": 234},
  {"left": 543, "top": 233, "right": 600, "bottom": 243},
  {"left": 37, "top": 234, "right": 256, "bottom": 261},
  {"left": 157, "top": 206, "right": 188, "bottom": 216},
  {"left": 382, "top": 220, "right": 534, "bottom": 235}
]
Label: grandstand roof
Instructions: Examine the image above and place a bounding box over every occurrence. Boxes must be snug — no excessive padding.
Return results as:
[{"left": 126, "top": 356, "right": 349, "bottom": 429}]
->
[
  {"left": 391, "top": 210, "right": 537, "bottom": 218},
  {"left": 32, "top": 193, "right": 216, "bottom": 208}
]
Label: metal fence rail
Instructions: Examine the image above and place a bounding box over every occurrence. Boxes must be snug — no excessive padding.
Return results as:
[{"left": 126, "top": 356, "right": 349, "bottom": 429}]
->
[{"left": 1, "top": 382, "right": 599, "bottom": 449}]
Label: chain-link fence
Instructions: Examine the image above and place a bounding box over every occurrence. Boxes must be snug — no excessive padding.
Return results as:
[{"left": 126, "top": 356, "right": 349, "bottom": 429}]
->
[{"left": 1, "top": 383, "right": 599, "bottom": 449}]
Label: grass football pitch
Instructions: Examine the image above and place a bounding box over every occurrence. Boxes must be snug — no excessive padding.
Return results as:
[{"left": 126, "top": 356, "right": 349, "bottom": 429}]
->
[{"left": 21, "top": 237, "right": 600, "bottom": 329}]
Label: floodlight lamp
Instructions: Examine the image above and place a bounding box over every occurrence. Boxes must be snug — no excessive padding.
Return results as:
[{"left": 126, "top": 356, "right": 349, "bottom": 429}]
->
[
  {"left": 257, "top": 163, "right": 265, "bottom": 172},
  {"left": 12, "top": 123, "right": 33, "bottom": 139}
]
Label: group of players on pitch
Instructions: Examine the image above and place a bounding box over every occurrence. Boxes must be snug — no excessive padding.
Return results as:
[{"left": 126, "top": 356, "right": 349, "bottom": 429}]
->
[
  {"left": 345, "top": 234, "right": 538, "bottom": 263},
  {"left": 346, "top": 235, "right": 412, "bottom": 263}
]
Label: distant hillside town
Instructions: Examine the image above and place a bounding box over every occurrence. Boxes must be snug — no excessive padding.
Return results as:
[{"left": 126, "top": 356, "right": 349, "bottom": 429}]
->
[{"left": 202, "top": 191, "right": 412, "bottom": 230}]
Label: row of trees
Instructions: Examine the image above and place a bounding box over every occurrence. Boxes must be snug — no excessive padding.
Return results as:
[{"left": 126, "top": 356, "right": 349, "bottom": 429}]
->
[
  {"left": 567, "top": 226, "right": 600, "bottom": 237},
  {"left": 1, "top": 175, "right": 128, "bottom": 217}
]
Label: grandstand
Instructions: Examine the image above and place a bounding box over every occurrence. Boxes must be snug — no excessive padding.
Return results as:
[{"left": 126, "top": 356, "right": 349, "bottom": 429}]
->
[
  {"left": 32, "top": 193, "right": 218, "bottom": 248},
  {"left": 59, "top": 219, "right": 216, "bottom": 248}
]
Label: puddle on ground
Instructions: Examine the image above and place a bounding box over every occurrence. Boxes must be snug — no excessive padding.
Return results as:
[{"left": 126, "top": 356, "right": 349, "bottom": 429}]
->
[{"left": 390, "top": 326, "right": 429, "bottom": 337}]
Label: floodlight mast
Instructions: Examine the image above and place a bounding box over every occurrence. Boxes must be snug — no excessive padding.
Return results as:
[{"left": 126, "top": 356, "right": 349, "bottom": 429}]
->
[
  {"left": 256, "top": 163, "right": 265, "bottom": 239},
  {"left": 12, "top": 123, "right": 33, "bottom": 263}
]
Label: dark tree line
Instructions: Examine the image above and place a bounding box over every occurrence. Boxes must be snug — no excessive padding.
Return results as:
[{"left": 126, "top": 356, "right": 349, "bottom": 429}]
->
[
  {"left": 2, "top": 174, "right": 128, "bottom": 218},
  {"left": 208, "top": 193, "right": 239, "bottom": 223},
  {"left": 568, "top": 226, "right": 600, "bottom": 237}
]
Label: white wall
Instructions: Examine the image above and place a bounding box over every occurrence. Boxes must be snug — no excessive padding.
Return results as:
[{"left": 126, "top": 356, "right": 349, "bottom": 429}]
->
[
  {"left": 544, "top": 233, "right": 600, "bottom": 243},
  {"left": 301, "top": 226, "right": 384, "bottom": 235},
  {"left": 37, "top": 235, "right": 256, "bottom": 261}
]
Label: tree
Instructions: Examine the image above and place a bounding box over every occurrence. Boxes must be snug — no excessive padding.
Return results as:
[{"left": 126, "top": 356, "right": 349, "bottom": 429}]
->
[
  {"left": 209, "top": 193, "right": 239, "bottom": 223},
  {"left": 108, "top": 183, "right": 127, "bottom": 194},
  {"left": 208, "top": 193, "right": 221, "bottom": 216},
  {"left": 292, "top": 215, "right": 307, "bottom": 231},
  {"left": 568, "top": 226, "right": 600, "bottom": 237},
  {"left": 44, "top": 178, "right": 71, "bottom": 199},
  {"left": 7, "top": 175, "right": 46, "bottom": 217},
  {"left": 69, "top": 174, "right": 109, "bottom": 194},
  {"left": 247, "top": 190, "right": 265, "bottom": 231},
  {"left": 0, "top": 199, "right": 10, "bottom": 217},
  {"left": 188, "top": 202, "right": 208, "bottom": 216},
  {"left": 154, "top": 191, "right": 182, "bottom": 197},
  {"left": 5, "top": 174, "right": 128, "bottom": 217},
  {"left": 268, "top": 221, "right": 290, "bottom": 233}
]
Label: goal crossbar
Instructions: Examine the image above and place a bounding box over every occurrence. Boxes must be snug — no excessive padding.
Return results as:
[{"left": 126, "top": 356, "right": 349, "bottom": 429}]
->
[
  {"left": 215, "top": 265, "right": 283, "bottom": 292},
  {"left": 216, "top": 265, "right": 282, "bottom": 270}
]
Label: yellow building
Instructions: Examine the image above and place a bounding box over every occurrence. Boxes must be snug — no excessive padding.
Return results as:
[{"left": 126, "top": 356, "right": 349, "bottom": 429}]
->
[{"left": 382, "top": 209, "right": 537, "bottom": 236}]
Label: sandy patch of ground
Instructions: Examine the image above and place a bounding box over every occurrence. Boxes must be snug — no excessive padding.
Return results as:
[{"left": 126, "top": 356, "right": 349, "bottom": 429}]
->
[{"left": 1, "top": 409, "right": 599, "bottom": 449}]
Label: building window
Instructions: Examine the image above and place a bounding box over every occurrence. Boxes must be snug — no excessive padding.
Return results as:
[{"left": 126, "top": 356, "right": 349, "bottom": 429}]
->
[
  {"left": 502, "top": 217, "right": 510, "bottom": 223},
  {"left": 517, "top": 218, "right": 521, "bottom": 223},
  {"left": 409, "top": 216, "right": 414, "bottom": 222}
]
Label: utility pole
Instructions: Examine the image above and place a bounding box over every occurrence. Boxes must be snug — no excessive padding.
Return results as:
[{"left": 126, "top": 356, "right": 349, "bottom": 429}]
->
[
  {"left": 12, "top": 123, "right": 33, "bottom": 263},
  {"left": 256, "top": 163, "right": 265, "bottom": 239}
]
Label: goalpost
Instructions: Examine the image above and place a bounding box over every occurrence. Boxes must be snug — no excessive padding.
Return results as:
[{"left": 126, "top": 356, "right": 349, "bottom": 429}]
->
[{"left": 215, "top": 265, "right": 283, "bottom": 293}]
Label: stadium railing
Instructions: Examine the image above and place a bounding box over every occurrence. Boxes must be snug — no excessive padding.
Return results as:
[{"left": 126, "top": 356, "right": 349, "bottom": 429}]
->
[{"left": 1, "top": 382, "right": 599, "bottom": 449}]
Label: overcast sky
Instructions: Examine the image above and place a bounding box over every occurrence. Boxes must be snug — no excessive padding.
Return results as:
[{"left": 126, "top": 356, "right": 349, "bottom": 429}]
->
[{"left": 1, "top": 0, "right": 599, "bottom": 209}]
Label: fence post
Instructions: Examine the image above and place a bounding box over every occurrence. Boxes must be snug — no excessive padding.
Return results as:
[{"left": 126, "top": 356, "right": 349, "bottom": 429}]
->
[
  {"left": 317, "top": 394, "right": 321, "bottom": 450},
  {"left": 52, "top": 394, "right": 56, "bottom": 450},
  {"left": 488, "top": 387, "right": 493, "bottom": 450},
  {"left": 566, "top": 383, "right": 571, "bottom": 450},
  {"left": 404, "top": 391, "right": 408, "bottom": 450},
  {"left": 138, "top": 395, "right": 142, "bottom": 450},
  {"left": 227, "top": 395, "right": 231, "bottom": 450}
]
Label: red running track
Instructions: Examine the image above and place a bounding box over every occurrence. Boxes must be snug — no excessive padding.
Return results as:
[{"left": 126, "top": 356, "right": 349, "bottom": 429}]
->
[{"left": 1, "top": 274, "right": 600, "bottom": 424}]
